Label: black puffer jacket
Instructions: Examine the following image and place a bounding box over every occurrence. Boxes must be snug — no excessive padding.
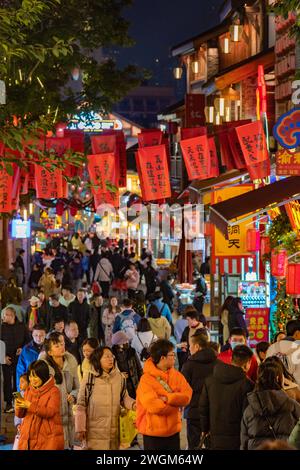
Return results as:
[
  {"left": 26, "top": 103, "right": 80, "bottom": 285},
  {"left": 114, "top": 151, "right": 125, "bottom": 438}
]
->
[
  {"left": 199, "top": 361, "right": 254, "bottom": 450},
  {"left": 1, "top": 320, "right": 30, "bottom": 358},
  {"left": 69, "top": 299, "right": 90, "bottom": 338},
  {"left": 182, "top": 348, "right": 218, "bottom": 419},
  {"left": 241, "top": 389, "right": 300, "bottom": 450}
]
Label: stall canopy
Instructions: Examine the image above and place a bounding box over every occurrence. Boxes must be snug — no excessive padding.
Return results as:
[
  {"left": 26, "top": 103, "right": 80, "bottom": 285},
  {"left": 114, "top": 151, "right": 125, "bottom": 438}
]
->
[{"left": 210, "top": 177, "right": 300, "bottom": 236}]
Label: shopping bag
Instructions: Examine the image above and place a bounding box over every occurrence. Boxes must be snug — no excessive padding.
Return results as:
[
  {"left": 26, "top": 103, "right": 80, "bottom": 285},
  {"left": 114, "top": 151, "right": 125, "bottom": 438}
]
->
[
  {"left": 119, "top": 408, "right": 137, "bottom": 449},
  {"left": 91, "top": 281, "right": 101, "bottom": 295},
  {"left": 13, "top": 433, "right": 20, "bottom": 450}
]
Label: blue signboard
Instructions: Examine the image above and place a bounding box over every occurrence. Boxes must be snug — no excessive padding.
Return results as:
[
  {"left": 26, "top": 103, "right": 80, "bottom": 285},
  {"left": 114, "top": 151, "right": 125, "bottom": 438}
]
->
[{"left": 11, "top": 220, "right": 31, "bottom": 239}]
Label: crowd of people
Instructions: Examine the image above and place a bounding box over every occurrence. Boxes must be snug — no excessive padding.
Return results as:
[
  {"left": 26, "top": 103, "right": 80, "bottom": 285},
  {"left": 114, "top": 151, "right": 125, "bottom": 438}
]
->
[{"left": 1, "top": 233, "right": 300, "bottom": 451}]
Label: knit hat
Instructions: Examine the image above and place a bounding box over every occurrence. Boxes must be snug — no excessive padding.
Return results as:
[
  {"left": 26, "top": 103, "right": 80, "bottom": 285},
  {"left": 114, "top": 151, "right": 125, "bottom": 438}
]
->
[{"left": 111, "top": 331, "right": 129, "bottom": 346}]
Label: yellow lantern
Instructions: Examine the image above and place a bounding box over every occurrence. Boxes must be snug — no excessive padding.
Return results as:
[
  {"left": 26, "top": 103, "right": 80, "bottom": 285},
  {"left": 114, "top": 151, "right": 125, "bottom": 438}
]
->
[
  {"left": 192, "top": 61, "right": 199, "bottom": 74},
  {"left": 230, "top": 24, "right": 243, "bottom": 42},
  {"left": 173, "top": 67, "right": 183, "bottom": 79}
]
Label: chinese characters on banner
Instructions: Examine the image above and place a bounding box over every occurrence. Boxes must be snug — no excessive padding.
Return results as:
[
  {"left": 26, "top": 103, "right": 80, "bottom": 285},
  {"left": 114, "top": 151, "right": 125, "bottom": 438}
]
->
[
  {"left": 138, "top": 130, "right": 163, "bottom": 148},
  {"left": 185, "top": 94, "right": 205, "bottom": 127},
  {"left": 91, "top": 135, "right": 116, "bottom": 154},
  {"left": 11, "top": 164, "right": 21, "bottom": 211},
  {"left": 276, "top": 149, "right": 300, "bottom": 175},
  {"left": 87, "top": 153, "right": 119, "bottom": 207},
  {"left": 136, "top": 145, "right": 171, "bottom": 201},
  {"left": 236, "top": 120, "right": 269, "bottom": 165},
  {"left": 246, "top": 308, "right": 270, "bottom": 347},
  {"left": 213, "top": 185, "right": 254, "bottom": 257},
  {"left": 208, "top": 137, "right": 220, "bottom": 177},
  {"left": 180, "top": 135, "right": 211, "bottom": 181},
  {"left": 0, "top": 163, "right": 13, "bottom": 212},
  {"left": 34, "top": 165, "right": 64, "bottom": 199}
]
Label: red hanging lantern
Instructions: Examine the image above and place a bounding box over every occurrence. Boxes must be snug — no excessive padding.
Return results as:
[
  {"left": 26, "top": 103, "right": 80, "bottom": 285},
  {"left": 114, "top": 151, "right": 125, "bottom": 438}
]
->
[
  {"left": 70, "top": 206, "right": 78, "bottom": 217},
  {"left": 56, "top": 200, "right": 64, "bottom": 216},
  {"left": 271, "top": 249, "right": 287, "bottom": 278},
  {"left": 246, "top": 229, "right": 260, "bottom": 252},
  {"left": 286, "top": 263, "right": 300, "bottom": 297},
  {"left": 260, "top": 235, "right": 271, "bottom": 257}
]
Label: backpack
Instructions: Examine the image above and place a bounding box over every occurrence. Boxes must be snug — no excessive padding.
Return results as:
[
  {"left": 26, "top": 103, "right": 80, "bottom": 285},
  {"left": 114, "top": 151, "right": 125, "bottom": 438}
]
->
[
  {"left": 137, "top": 333, "right": 154, "bottom": 362},
  {"left": 119, "top": 312, "right": 136, "bottom": 341}
]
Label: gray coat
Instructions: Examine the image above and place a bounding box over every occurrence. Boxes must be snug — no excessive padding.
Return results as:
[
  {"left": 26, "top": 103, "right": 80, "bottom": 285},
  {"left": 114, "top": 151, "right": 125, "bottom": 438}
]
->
[
  {"left": 75, "top": 367, "right": 135, "bottom": 450},
  {"left": 39, "top": 351, "right": 79, "bottom": 448}
]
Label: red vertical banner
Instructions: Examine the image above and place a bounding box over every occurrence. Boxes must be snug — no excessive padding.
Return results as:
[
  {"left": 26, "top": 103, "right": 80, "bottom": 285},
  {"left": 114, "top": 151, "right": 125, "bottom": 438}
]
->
[
  {"left": 208, "top": 137, "right": 220, "bottom": 177},
  {"left": 181, "top": 126, "right": 207, "bottom": 140},
  {"left": 118, "top": 140, "right": 127, "bottom": 187},
  {"left": 63, "top": 130, "right": 85, "bottom": 153},
  {"left": 180, "top": 135, "right": 211, "bottom": 181},
  {"left": 185, "top": 94, "right": 205, "bottom": 127},
  {"left": 11, "top": 164, "right": 21, "bottom": 211},
  {"left": 0, "top": 163, "right": 13, "bottom": 212},
  {"left": 138, "top": 130, "right": 163, "bottom": 148},
  {"left": 236, "top": 120, "right": 269, "bottom": 166},
  {"left": 91, "top": 135, "right": 116, "bottom": 154},
  {"left": 227, "top": 128, "right": 246, "bottom": 169},
  {"left": 34, "top": 165, "right": 64, "bottom": 199},
  {"left": 87, "top": 153, "right": 115, "bottom": 194},
  {"left": 20, "top": 169, "right": 29, "bottom": 194},
  {"left": 136, "top": 145, "right": 171, "bottom": 201},
  {"left": 218, "top": 131, "right": 236, "bottom": 170},
  {"left": 28, "top": 164, "right": 35, "bottom": 190},
  {"left": 46, "top": 137, "right": 71, "bottom": 157},
  {"left": 246, "top": 307, "right": 270, "bottom": 347}
]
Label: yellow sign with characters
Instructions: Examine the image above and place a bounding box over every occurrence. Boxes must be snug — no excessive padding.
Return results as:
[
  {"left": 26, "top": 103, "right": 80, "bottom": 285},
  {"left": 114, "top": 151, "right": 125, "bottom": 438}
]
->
[{"left": 212, "top": 185, "right": 254, "bottom": 257}]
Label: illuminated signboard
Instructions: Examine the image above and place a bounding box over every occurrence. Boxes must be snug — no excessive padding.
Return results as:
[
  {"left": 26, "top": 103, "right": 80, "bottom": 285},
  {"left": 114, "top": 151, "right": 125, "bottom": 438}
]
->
[
  {"left": 68, "top": 111, "right": 123, "bottom": 133},
  {"left": 11, "top": 219, "right": 31, "bottom": 239}
]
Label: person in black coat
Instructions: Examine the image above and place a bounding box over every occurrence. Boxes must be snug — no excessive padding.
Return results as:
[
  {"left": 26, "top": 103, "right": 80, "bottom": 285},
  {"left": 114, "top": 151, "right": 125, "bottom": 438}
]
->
[
  {"left": 111, "top": 248, "right": 124, "bottom": 279},
  {"left": 144, "top": 262, "right": 157, "bottom": 299},
  {"left": 228, "top": 297, "right": 249, "bottom": 337},
  {"left": 159, "top": 275, "right": 175, "bottom": 312},
  {"left": 1, "top": 307, "right": 30, "bottom": 411},
  {"left": 199, "top": 344, "right": 254, "bottom": 450},
  {"left": 241, "top": 360, "right": 300, "bottom": 450},
  {"left": 48, "top": 294, "right": 69, "bottom": 330},
  {"left": 68, "top": 289, "right": 90, "bottom": 339},
  {"left": 64, "top": 320, "right": 82, "bottom": 364},
  {"left": 28, "top": 264, "right": 43, "bottom": 293},
  {"left": 181, "top": 332, "right": 218, "bottom": 449}
]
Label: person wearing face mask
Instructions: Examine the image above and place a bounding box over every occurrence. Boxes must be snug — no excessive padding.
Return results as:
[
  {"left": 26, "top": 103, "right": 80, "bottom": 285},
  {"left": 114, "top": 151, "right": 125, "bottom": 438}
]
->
[
  {"left": 14, "top": 360, "right": 64, "bottom": 450},
  {"left": 111, "top": 331, "right": 143, "bottom": 399},
  {"left": 199, "top": 344, "right": 254, "bottom": 450},
  {"left": 16, "top": 324, "right": 47, "bottom": 391},
  {"left": 218, "top": 327, "right": 258, "bottom": 382}
]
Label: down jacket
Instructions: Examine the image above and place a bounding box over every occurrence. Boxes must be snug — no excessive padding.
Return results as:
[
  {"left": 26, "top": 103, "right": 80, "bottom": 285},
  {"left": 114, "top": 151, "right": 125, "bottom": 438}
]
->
[
  {"left": 241, "top": 389, "right": 300, "bottom": 450},
  {"left": 75, "top": 367, "right": 135, "bottom": 450},
  {"left": 136, "top": 358, "right": 192, "bottom": 437},
  {"left": 16, "top": 377, "right": 64, "bottom": 450}
]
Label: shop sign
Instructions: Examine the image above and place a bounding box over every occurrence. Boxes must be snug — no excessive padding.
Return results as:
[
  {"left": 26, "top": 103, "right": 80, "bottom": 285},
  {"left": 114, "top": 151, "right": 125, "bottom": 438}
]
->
[
  {"left": 213, "top": 185, "right": 254, "bottom": 257},
  {"left": 68, "top": 111, "right": 123, "bottom": 133},
  {"left": 273, "top": 107, "right": 300, "bottom": 149},
  {"left": 11, "top": 219, "right": 31, "bottom": 239},
  {"left": 276, "top": 148, "right": 300, "bottom": 175},
  {"left": 246, "top": 307, "right": 270, "bottom": 347}
]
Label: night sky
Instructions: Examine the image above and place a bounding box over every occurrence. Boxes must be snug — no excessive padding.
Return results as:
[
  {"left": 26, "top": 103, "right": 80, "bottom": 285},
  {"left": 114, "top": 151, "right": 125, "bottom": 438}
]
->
[{"left": 118, "top": 0, "right": 224, "bottom": 76}]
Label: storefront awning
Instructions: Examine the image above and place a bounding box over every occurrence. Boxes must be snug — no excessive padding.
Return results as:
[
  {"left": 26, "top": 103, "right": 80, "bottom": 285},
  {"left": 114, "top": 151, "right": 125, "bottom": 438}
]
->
[
  {"left": 215, "top": 48, "right": 275, "bottom": 90},
  {"left": 210, "top": 177, "right": 300, "bottom": 235}
]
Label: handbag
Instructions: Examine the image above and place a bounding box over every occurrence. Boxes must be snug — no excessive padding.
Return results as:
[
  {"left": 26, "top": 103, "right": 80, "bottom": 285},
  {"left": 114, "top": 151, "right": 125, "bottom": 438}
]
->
[{"left": 13, "top": 433, "right": 20, "bottom": 451}]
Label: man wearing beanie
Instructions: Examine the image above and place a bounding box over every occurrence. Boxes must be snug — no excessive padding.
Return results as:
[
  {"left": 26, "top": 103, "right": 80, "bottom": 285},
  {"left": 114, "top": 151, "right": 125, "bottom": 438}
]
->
[{"left": 111, "top": 331, "right": 142, "bottom": 399}]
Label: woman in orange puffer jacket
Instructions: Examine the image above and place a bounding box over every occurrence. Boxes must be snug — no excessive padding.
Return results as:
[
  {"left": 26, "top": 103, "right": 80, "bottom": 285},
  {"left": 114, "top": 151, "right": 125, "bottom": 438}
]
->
[
  {"left": 15, "top": 360, "right": 64, "bottom": 450},
  {"left": 136, "top": 339, "right": 192, "bottom": 450}
]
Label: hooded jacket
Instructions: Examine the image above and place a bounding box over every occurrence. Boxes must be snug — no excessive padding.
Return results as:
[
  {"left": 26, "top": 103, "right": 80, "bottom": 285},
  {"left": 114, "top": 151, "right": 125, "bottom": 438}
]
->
[
  {"left": 75, "top": 367, "right": 135, "bottom": 450},
  {"left": 241, "top": 389, "right": 300, "bottom": 450},
  {"left": 136, "top": 358, "right": 192, "bottom": 437},
  {"left": 266, "top": 340, "right": 300, "bottom": 385},
  {"left": 16, "top": 377, "right": 64, "bottom": 450},
  {"left": 199, "top": 361, "right": 254, "bottom": 450},
  {"left": 16, "top": 340, "right": 43, "bottom": 390},
  {"left": 148, "top": 316, "right": 171, "bottom": 340},
  {"left": 181, "top": 348, "right": 218, "bottom": 419},
  {"left": 218, "top": 347, "right": 258, "bottom": 382}
]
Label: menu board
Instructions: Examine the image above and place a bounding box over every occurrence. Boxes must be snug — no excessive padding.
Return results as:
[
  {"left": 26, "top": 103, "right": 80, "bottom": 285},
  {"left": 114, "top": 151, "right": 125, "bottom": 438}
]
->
[{"left": 238, "top": 281, "right": 267, "bottom": 308}]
